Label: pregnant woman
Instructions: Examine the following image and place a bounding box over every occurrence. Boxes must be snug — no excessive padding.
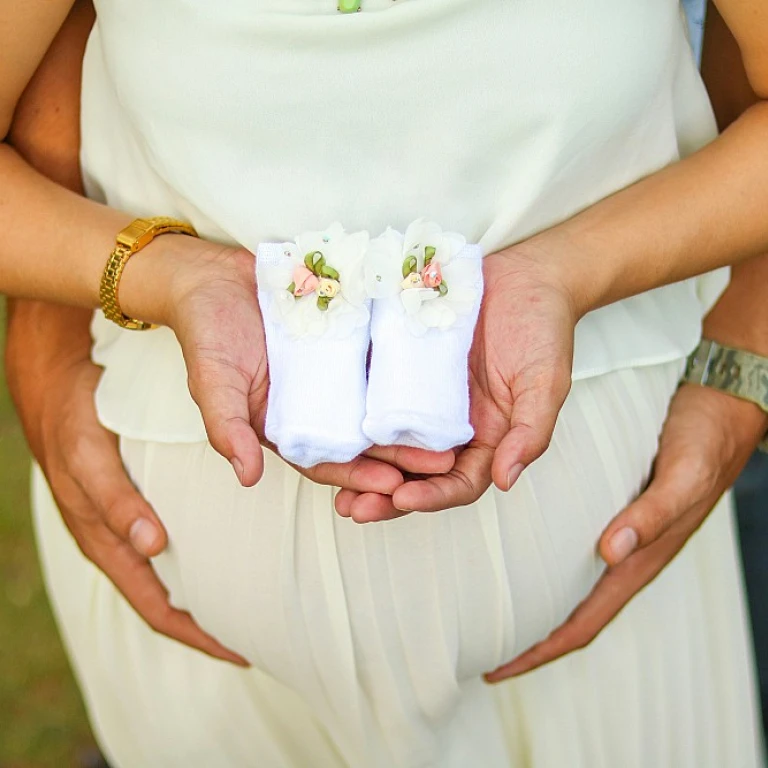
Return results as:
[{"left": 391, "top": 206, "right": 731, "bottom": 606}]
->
[{"left": 2, "top": 0, "right": 767, "bottom": 765}]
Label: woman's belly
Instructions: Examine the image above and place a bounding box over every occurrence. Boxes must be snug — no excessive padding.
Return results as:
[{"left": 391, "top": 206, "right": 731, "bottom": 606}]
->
[{"left": 125, "top": 359, "right": 682, "bottom": 763}]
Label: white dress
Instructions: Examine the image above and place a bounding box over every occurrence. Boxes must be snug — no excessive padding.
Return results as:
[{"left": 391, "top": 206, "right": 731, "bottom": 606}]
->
[{"left": 32, "top": 0, "right": 763, "bottom": 765}]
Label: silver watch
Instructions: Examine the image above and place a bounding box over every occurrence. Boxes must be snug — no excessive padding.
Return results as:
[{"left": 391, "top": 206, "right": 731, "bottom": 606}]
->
[{"left": 684, "top": 339, "right": 768, "bottom": 453}]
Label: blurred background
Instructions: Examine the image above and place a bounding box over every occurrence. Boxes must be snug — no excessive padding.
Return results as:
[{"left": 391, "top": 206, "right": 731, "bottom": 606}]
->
[{"left": 0, "top": 299, "right": 98, "bottom": 767}]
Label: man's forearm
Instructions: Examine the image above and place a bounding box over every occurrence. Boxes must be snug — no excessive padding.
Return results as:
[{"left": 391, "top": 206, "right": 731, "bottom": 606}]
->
[
  {"left": 4, "top": 0, "right": 96, "bottom": 453},
  {"left": 703, "top": 255, "right": 768, "bottom": 356},
  {"left": 5, "top": 301, "right": 93, "bottom": 446}
]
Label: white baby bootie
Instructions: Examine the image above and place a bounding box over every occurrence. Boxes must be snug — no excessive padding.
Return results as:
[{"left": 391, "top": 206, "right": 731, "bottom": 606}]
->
[
  {"left": 363, "top": 219, "right": 484, "bottom": 452},
  {"left": 256, "top": 223, "right": 372, "bottom": 468}
]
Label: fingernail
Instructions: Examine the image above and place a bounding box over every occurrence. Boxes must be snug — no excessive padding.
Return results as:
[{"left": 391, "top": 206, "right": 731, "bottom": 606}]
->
[
  {"left": 506, "top": 463, "right": 525, "bottom": 490},
  {"left": 608, "top": 527, "right": 638, "bottom": 564},
  {"left": 231, "top": 457, "right": 244, "bottom": 484},
  {"left": 129, "top": 519, "right": 160, "bottom": 557}
]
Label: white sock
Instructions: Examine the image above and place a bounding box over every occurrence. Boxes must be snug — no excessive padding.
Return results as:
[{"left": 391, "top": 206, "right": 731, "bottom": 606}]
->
[
  {"left": 255, "top": 224, "right": 372, "bottom": 468},
  {"left": 363, "top": 221, "right": 484, "bottom": 452}
]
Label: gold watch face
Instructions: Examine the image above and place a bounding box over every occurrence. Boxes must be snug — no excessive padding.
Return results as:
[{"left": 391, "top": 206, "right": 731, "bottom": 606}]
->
[
  {"left": 116, "top": 218, "right": 161, "bottom": 251},
  {"left": 101, "top": 217, "right": 196, "bottom": 331}
]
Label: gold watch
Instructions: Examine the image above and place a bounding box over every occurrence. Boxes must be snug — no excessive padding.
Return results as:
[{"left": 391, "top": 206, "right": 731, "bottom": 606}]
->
[{"left": 99, "top": 216, "right": 198, "bottom": 330}]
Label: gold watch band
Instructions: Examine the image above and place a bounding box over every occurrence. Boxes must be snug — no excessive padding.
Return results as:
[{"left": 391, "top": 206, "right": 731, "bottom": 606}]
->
[{"left": 99, "top": 216, "right": 198, "bottom": 331}]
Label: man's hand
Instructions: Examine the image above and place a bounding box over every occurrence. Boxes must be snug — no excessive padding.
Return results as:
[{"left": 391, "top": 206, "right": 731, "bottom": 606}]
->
[
  {"left": 5, "top": 312, "right": 250, "bottom": 666},
  {"left": 7, "top": 288, "right": 452, "bottom": 665},
  {"left": 484, "top": 382, "right": 768, "bottom": 682},
  {"left": 335, "top": 247, "right": 576, "bottom": 521},
  {"left": 4, "top": 0, "right": 255, "bottom": 665},
  {"left": 483, "top": 2, "right": 768, "bottom": 682}
]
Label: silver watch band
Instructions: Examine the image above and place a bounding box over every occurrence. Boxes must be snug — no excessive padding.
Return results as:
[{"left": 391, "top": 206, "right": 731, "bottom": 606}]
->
[{"left": 684, "top": 339, "right": 768, "bottom": 453}]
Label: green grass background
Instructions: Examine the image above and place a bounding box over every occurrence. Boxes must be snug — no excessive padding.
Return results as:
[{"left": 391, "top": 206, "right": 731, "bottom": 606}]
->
[{"left": 0, "top": 300, "right": 97, "bottom": 767}]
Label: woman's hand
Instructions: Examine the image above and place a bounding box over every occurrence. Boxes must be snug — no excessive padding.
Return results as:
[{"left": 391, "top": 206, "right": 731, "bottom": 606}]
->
[
  {"left": 485, "top": 382, "right": 768, "bottom": 682},
  {"left": 124, "top": 236, "right": 454, "bottom": 492},
  {"left": 335, "top": 247, "right": 577, "bottom": 521},
  {"left": 153, "top": 240, "right": 270, "bottom": 487}
]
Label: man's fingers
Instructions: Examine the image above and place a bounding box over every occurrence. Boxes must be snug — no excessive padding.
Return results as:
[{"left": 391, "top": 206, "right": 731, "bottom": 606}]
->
[
  {"left": 486, "top": 518, "right": 693, "bottom": 682},
  {"left": 92, "top": 537, "right": 249, "bottom": 667},
  {"left": 391, "top": 443, "right": 493, "bottom": 513},
  {"left": 188, "top": 371, "right": 264, "bottom": 487},
  {"left": 491, "top": 378, "right": 570, "bottom": 491},
  {"left": 484, "top": 558, "right": 646, "bottom": 682},
  {"left": 598, "top": 451, "right": 707, "bottom": 566},
  {"left": 71, "top": 431, "right": 168, "bottom": 558},
  {"left": 598, "top": 484, "right": 682, "bottom": 567}
]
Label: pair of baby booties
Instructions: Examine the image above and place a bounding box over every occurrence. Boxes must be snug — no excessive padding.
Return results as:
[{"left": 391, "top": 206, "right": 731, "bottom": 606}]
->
[{"left": 255, "top": 219, "right": 484, "bottom": 469}]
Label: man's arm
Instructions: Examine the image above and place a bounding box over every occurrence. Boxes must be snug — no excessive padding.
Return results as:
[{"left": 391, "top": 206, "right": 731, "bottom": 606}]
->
[
  {"left": 7, "top": 0, "right": 98, "bottom": 440},
  {"left": 5, "top": 0, "right": 248, "bottom": 666},
  {"left": 485, "top": 1, "right": 768, "bottom": 682}
]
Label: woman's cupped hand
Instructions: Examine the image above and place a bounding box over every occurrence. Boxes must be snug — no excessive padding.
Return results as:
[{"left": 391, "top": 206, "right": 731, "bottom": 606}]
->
[
  {"left": 335, "top": 247, "right": 578, "bottom": 521},
  {"left": 150, "top": 236, "right": 456, "bottom": 494}
]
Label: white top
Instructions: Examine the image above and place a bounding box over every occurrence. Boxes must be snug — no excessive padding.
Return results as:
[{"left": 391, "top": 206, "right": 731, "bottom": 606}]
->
[{"left": 82, "top": 0, "right": 727, "bottom": 443}]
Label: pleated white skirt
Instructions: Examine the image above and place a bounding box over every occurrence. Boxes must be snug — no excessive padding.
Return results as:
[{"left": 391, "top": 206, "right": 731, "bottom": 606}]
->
[{"left": 32, "top": 360, "right": 764, "bottom": 767}]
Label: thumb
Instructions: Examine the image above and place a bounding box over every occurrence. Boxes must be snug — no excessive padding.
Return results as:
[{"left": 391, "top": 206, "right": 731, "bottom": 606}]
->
[
  {"left": 75, "top": 430, "right": 168, "bottom": 558},
  {"left": 599, "top": 462, "right": 698, "bottom": 567},
  {"left": 491, "top": 377, "right": 570, "bottom": 491},
  {"left": 187, "top": 360, "right": 264, "bottom": 487}
]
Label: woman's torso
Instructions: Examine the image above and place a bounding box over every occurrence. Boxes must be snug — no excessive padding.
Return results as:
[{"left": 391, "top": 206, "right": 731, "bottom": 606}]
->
[{"left": 82, "top": 0, "right": 726, "bottom": 441}]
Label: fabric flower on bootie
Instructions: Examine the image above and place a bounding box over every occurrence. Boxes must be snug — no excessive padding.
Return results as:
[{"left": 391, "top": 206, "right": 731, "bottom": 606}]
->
[
  {"left": 363, "top": 219, "right": 484, "bottom": 452},
  {"left": 255, "top": 223, "right": 372, "bottom": 468},
  {"left": 265, "top": 222, "right": 370, "bottom": 339},
  {"left": 291, "top": 265, "right": 320, "bottom": 297}
]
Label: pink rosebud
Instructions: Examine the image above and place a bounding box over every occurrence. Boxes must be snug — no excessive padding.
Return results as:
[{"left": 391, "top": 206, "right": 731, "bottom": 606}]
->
[
  {"left": 421, "top": 261, "right": 443, "bottom": 289},
  {"left": 292, "top": 265, "right": 320, "bottom": 297}
]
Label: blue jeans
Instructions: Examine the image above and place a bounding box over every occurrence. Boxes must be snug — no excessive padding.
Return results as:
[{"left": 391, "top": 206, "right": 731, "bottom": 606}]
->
[{"left": 735, "top": 450, "right": 768, "bottom": 738}]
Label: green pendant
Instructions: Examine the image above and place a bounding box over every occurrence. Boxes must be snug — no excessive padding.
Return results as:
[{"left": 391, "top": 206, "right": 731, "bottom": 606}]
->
[{"left": 338, "top": 0, "right": 361, "bottom": 12}]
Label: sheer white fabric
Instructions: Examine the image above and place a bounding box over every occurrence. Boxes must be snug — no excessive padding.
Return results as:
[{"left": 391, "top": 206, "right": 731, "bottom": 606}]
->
[
  {"left": 82, "top": 0, "right": 727, "bottom": 443},
  {"left": 33, "top": 361, "right": 763, "bottom": 766},
  {"left": 47, "top": 2, "right": 761, "bottom": 763}
]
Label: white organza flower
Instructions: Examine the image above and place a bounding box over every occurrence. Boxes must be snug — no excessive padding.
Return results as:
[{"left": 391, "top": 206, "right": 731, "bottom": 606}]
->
[
  {"left": 262, "top": 223, "right": 370, "bottom": 339},
  {"left": 364, "top": 227, "right": 405, "bottom": 299},
  {"left": 402, "top": 218, "right": 466, "bottom": 269},
  {"left": 365, "top": 219, "right": 478, "bottom": 335}
]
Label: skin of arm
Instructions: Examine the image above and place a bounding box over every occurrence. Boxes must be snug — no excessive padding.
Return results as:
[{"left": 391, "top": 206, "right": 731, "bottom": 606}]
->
[
  {"left": 6, "top": 0, "right": 94, "bottom": 422},
  {"left": 518, "top": 0, "right": 768, "bottom": 316},
  {"left": 5, "top": 0, "right": 254, "bottom": 665},
  {"left": 1, "top": 0, "right": 767, "bottom": 513},
  {"left": 1, "top": 0, "right": 460, "bottom": 494},
  {"left": 4, "top": 1, "right": 455, "bottom": 662},
  {"left": 487, "top": 257, "right": 768, "bottom": 682},
  {"left": 485, "top": 1, "right": 768, "bottom": 682},
  {"left": 333, "top": 0, "right": 768, "bottom": 521},
  {"left": 0, "top": 0, "right": 764, "bottom": 332}
]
